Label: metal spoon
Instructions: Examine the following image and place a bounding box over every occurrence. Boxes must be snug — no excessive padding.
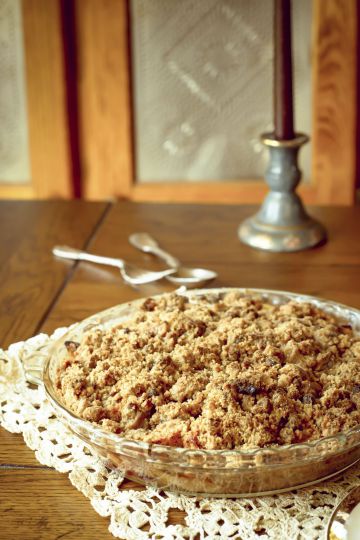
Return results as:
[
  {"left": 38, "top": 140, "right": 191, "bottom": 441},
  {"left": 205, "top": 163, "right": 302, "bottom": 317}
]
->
[
  {"left": 52, "top": 245, "right": 176, "bottom": 286},
  {"left": 327, "top": 486, "right": 360, "bottom": 540},
  {"left": 129, "top": 233, "right": 217, "bottom": 288}
]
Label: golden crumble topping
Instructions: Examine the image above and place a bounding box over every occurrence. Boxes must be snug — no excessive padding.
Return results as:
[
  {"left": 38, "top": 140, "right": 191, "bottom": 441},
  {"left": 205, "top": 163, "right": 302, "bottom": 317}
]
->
[{"left": 56, "top": 292, "right": 360, "bottom": 450}]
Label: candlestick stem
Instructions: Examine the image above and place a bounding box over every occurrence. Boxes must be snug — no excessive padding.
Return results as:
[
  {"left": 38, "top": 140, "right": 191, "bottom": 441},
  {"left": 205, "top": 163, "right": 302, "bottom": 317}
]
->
[{"left": 274, "top": 0, "right": 294, "bottom": 140}]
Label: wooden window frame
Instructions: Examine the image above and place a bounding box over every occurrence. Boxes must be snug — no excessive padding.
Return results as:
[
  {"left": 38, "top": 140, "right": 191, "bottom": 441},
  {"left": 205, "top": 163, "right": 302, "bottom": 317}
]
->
[
  {"left": 1, "top": 0, "right": 356, "bottom": 204},
  {"left": 80, "top": 0, "right": 357, "bottom": 205},
  {"left": 0, "top": 0, "right": 73, "bottom": 199}
]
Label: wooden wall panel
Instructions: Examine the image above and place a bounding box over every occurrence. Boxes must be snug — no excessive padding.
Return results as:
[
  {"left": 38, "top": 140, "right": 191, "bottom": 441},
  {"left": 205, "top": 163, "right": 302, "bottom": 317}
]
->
[
  {"left": 311, "top": 0, "right": 357, "bottom": 205},
  {"left": 21, "top": 0, "right": 73, "bottom": 198},
  {"left": 0, "top": 184, "right": 34, "bottom": 199},
  {"left": 6, "top": 0, "right": 354, "bottom": 204},
  {"left": 0, "top": 0, "right": 73, "bottom": 199},
  {"left": 74, "top": 0, "right": 357, "bottom": 205},
  {"left": 75, "top": 0, "right": 133, "bottom": 200},
  {"left": 131, "top": 181, "right": 318, "bottom": 205}
]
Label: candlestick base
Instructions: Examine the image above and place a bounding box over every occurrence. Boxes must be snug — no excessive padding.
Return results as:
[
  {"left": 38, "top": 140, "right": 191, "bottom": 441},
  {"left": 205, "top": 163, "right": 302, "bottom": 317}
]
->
[{"left": 238, "top": 133, "right": 327, "bottom": 252}]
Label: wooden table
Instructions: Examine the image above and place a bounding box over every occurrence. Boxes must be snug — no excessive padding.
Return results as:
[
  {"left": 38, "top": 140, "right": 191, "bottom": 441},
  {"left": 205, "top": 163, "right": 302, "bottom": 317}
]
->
[{"left": 1, "top": 200, "right": 360, "bottom": 539}]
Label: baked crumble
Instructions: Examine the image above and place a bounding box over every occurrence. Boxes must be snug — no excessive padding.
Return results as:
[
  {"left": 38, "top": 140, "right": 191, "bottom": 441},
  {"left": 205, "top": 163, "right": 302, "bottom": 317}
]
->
[{"left": 56, "top": 292, "right": 360, "bottom": 450}]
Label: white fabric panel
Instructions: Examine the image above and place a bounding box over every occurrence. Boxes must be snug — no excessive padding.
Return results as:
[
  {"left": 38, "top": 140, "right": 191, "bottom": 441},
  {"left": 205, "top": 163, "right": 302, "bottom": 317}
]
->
[
  {"left": 131, "top": 0, "right": 312, "bottom": 183},
  {"left": 0, "top": 0, "right": 30, "bottom": 183}
]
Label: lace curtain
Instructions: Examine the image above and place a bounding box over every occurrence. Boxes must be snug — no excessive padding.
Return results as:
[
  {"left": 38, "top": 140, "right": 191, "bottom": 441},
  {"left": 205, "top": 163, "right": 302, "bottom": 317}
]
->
[
  {"left": 131, "top": 0, "right": 312, "bottom": 183},
  {"left": 0, "top": 0, "right": 30, "bottom": 183}
]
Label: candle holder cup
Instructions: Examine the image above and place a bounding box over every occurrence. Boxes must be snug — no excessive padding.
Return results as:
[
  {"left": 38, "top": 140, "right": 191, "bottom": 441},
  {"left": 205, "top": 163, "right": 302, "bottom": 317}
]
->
[{"left": 238, "top": 133, "right": 327, "bottom": 252}]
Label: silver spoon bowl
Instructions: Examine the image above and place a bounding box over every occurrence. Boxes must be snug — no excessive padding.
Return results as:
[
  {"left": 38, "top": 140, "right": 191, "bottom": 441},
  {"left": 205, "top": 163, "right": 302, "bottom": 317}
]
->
[
  {"left": 129, "top": 233, "right": 217, "bottom": 288},
  {"left": 52, "top": 246, "right": 176, "bottom": 286},
  {"left": 165, "top": 266, "right": 217, "bottom": 288},
  {"left": 327, "top": 486, "right": 360, "bottom": 540}
]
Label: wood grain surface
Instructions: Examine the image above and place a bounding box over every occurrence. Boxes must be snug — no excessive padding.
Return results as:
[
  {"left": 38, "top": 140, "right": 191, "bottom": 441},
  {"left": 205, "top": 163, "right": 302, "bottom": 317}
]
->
[
  {"left": 0, "top": 0, "right": 73, "bottom": 199},
  {"left": 312, "top": 0, "right": 357, "bottom": 205},
  {"left": 22, "top": 0, "right": 73, "bottom": 198},
  {"left": 131, "top": 180, "right": 320, "bottom": 205},
  {"left": 42, "top": 203, "right": 360, "bottom": 339},
  {"left": 0, "top": 469, "right": 111, "bottom": 539},
  {"left": 1, "top": 201, "right": 360, "bottom": 539},
  {"left": 0, "top": 200, "right": 108, "bottom": 349},
  {"left": 61, "top": 0, "right": 357, "bottom": 205},
  {"left": 1, "top": 1, "right": 356, "bottom": 204},
  {"left": 75, "top": 0, "right": 133, "bottom": 200}
]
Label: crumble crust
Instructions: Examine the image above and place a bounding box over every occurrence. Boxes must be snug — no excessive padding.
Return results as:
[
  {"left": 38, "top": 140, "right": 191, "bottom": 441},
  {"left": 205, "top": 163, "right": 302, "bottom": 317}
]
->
[{"left": 56, "top": 293, "right": 360, "bottom": 450}]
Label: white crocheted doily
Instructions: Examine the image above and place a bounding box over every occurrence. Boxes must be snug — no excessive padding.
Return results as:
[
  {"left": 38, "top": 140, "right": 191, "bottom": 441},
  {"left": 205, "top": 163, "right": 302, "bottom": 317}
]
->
[{"left": 1, "top": 330, "right": 360, "bottom": 540}]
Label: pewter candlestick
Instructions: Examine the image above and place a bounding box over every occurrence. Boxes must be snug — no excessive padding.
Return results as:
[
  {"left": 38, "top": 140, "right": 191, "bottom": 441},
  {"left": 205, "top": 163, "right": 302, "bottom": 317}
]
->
[{"left": 238, "top": 0, "right": 326, "bottom": 252}]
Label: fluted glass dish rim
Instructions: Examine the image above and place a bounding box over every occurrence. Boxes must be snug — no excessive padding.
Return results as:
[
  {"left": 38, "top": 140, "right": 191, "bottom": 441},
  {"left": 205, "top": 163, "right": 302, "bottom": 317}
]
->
[
  {"left": 43, "top": 288, "right": 360, "bottom": 473},
  {"left": 38, "top": 287, "right": 360, "bottom": 497}
]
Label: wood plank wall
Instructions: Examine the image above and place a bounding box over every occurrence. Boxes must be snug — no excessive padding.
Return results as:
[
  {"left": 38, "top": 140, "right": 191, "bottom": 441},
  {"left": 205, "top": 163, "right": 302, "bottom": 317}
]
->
[
  {"left": 0, "top": 0, "right": 357, "bottom": 204},
  {"left": 0, "top": 0, "right": 73, "bottom": 199}
]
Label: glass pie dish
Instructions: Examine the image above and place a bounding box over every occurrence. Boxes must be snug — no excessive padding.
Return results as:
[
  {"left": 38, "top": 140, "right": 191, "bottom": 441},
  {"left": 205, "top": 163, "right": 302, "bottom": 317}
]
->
[{"left": 39, "top": 288, "right": 360, "bottom": 497}]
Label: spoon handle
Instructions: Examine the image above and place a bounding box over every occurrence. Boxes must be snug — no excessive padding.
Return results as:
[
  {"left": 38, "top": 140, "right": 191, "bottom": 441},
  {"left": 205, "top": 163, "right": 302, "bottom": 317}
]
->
[
  {"left": 53, "top": 245, "right": 125, "bottom": 269},
  {"left": 129, "top": 233, "right": 180, "bottom": 268}
]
